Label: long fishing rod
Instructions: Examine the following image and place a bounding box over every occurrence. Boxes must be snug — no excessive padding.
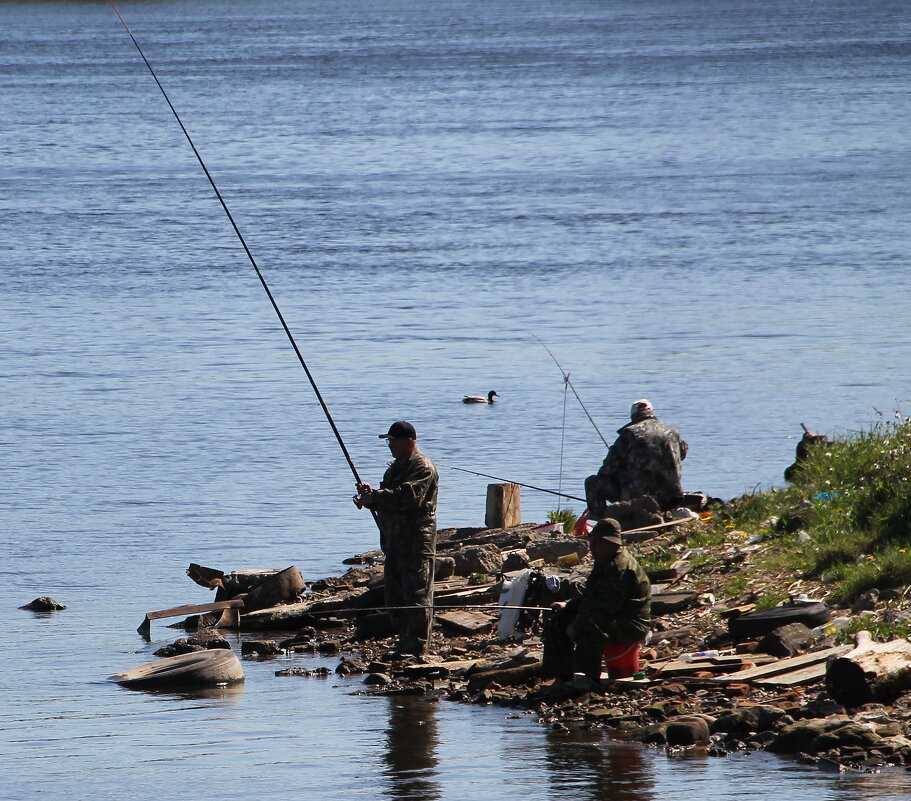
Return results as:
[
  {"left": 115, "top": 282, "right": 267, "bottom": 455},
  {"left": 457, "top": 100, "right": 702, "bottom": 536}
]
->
[
  {"left": 531, "top": 334, "right": 610, "bottom": 446},
  {"left": 438, "top": 463, "right": 586, "bottom": 503},
  {"left": 295, "top": 603, "right": 552, "bottom": 617},
  {"left": 107, "top": 1, "right": 374, "bottom": 515}
]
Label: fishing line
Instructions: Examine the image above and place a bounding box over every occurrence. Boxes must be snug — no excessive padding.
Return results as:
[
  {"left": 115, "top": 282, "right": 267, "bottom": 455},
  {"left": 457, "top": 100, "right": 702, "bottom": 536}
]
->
[
  {"left": 531, "top": 333, "right": 610, "bottom": 446},
  {"left": 107, "top": 1, "right": 373, "bottom": 510},
  {"left": 438, "top": 463, "right": 587, "bottom": 503}
]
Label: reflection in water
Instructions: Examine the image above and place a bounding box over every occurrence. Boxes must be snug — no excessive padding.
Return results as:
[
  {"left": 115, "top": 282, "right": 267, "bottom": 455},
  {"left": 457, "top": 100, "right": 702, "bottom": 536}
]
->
[
  {"left": 383, "top": 696, "right": 441, "bottom": 801},
  {"left": 544, "top": 729, "right": 654, "bottom": 801}
]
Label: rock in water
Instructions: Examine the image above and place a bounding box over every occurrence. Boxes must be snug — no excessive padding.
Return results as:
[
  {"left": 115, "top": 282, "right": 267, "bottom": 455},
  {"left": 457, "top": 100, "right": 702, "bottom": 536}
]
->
[{"left": 20, "top": 596, "right": 67, "bottom": 612}]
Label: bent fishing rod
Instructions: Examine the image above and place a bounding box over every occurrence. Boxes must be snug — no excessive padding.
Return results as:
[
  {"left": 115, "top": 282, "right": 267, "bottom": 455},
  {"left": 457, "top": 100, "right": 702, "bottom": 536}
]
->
[
  {"left": 438, "top": 463, "right": 586, "bottom": 503},
  {"left": 531, "top": 334, "right": 609, "bottom": 446},
  {"left": 107, "top": 1, "right": 374, "bottom": 519}
]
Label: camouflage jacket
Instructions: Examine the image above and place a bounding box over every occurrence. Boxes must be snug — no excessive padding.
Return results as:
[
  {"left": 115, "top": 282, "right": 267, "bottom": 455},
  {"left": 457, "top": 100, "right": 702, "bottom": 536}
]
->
[
  {"left": 597, "top": 416, "right": 687, "bottom": 507},
  {"left": 371, "top": 449, "right": 439, "bottom": 557},
  {"left": 566, "top": 549, "right": 651, "bottom": 642}
]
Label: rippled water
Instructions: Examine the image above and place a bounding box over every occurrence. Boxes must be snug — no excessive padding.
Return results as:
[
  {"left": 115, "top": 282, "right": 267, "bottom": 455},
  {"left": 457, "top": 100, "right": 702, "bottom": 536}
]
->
[{"left": 3, "top": 0, "right": 911, "bottom": 797}]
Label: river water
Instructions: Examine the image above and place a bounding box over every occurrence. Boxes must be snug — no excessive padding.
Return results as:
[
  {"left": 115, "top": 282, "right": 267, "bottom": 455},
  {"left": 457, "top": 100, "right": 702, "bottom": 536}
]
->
[{"left": 3, "top": 0, "right": 911, "bottom": 797}]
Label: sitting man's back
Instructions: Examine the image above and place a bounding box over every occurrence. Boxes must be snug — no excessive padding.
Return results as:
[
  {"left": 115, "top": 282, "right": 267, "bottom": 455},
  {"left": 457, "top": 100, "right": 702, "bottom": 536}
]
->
[{"left": 585, "top": 398, "right": 687, "bottom": 516}]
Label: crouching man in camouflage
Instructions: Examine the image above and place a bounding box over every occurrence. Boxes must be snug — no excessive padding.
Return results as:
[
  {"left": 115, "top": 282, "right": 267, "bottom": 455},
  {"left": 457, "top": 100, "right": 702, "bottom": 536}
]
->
[
  {"left": 542, "top": 519, "right": 651, "bottom": 684},
  {"left": 355, "top": 421, "right": 439, "bottom": 657},
  {"left": 584, "top": 398, "right": 688, "bottom": 516}
]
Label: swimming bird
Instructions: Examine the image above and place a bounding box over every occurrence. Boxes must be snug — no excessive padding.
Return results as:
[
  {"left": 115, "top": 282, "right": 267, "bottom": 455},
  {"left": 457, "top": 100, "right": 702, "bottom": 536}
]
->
[{"left": 463, "top": 390, "right": 498, "bottom": 404}]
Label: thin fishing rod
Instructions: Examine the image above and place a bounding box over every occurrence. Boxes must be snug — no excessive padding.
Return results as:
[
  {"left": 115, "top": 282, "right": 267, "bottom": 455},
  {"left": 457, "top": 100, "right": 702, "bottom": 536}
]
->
[
  {"left": 438, "top": 463, "right": 586, "bottom": 503},
  {"left": 298, "top": 603, "right": 552, "bottom": 616},
  {"left": 107, "top": 1, "right": 370, "bottom": 501},
  {"left": 531, "top": 334, "right": 610, "bottom": 446}
]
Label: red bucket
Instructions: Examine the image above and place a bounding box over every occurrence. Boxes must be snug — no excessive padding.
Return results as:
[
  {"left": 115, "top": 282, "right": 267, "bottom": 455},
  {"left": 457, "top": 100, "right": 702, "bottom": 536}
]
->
[{"left": 602, "top": 642, "right": 640, "bottom": 679}]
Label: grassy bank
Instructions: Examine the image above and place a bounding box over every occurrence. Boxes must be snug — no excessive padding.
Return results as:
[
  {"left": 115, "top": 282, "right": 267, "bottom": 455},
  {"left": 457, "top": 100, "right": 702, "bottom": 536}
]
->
[{"left": 706, "top": 413, "right": 911, "bottom": 607}]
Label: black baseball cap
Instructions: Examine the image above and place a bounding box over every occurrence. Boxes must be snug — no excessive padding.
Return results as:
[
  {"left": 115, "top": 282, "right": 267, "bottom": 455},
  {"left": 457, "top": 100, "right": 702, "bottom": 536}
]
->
[{"left": 379, "top": 421, "right": 417, "bottom": 440}]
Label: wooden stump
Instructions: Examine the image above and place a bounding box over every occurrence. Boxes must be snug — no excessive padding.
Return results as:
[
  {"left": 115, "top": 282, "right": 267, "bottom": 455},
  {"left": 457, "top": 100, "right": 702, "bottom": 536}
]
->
[
  {"left": 825, "top": 630, "right": 911, "bottom": 707},
  {"left": 485, "top": 483, "right": 521, "bottom": 529}
]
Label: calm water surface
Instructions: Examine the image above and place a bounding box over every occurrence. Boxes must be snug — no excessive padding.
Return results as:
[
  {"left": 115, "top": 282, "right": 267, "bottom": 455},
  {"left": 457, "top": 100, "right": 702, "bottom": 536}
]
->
[{"left": 3, "top": 0, "right": 911, "bottom": 797}]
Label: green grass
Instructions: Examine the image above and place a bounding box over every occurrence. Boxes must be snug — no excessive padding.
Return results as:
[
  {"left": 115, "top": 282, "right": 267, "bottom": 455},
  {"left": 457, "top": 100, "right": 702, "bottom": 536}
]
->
[{"left": 716, "top": 414, "right": 911, "bottom": 604}]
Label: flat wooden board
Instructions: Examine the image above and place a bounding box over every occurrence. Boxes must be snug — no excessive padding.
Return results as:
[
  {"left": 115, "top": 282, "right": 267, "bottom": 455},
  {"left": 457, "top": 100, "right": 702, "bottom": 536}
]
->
[
  {"left": 713, "top": 645, "right": 852, "bottom": 683},
  {"left": 146, "top": 598, "right": 244, "bottom": 621},
  {"left": 436, "top": 609, "right": 494, "bottom": 635},
  {"left": 658, "top": 654, "right": 776, "bottom": 676}
]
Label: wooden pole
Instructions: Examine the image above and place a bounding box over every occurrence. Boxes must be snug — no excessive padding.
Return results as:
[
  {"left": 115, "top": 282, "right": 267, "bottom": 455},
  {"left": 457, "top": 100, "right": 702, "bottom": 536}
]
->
[{"left": 485, "top": 483, "right": 521, "bottom": 528}]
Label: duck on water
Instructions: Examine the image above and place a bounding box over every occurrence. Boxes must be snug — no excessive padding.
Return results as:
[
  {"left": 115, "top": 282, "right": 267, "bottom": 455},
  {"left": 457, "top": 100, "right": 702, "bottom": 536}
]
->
[{"left": 463, "top": 390, "right": 498, "bottom": 404}]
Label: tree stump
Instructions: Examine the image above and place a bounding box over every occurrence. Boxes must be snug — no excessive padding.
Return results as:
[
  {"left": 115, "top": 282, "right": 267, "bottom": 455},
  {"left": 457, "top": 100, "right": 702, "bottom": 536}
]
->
[
  {"left": 485, "top": 483, "right": 521, "bottom": 528},
  {"left": 825, "top": 630, "right": 911, "bottom": 707}
]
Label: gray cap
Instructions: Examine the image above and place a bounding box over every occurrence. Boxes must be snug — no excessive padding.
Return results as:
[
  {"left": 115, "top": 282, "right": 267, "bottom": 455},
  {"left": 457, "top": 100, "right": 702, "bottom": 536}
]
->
[{"left": 589, "top": 518, "right": 622, "bottom": 545}]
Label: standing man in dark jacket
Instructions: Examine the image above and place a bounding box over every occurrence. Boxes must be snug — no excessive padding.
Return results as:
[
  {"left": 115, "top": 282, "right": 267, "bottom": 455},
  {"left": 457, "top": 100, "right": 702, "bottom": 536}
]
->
[
  {"left": 542, "top": 518, "right": 651, "bottom": 683},
  {"left": 355, "top": 421, "right": 439, "bottom": 657},
  {"left": 585, "top": 398, "right": 687, "bottom": 516}
]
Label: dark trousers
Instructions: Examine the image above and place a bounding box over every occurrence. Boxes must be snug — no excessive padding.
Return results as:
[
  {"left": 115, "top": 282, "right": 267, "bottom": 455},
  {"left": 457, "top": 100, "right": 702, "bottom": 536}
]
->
[
  {"left": 541, "top": 607, "right": 607, "bottom": 682},
  {"left": 384, "top": 549, "right": 434, "bottom": 655}
]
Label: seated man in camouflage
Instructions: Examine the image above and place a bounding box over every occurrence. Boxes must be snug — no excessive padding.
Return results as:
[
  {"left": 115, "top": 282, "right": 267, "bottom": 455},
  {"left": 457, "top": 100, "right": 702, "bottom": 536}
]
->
[
  {"left": 584, "top": 398, "right": 687, "bottom": 516},
  {"left": 542, "top": 519, "right": 651, "bottom": 684}
]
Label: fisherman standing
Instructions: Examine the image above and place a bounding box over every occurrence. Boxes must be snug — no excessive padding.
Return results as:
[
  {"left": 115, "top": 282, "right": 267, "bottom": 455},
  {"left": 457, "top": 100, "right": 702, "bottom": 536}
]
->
[
  {"left": 354, "top": 421, "right": 439, "bottom": 657},
  {"left": 542, "top": 519, "right": 651, "bottom": 685},
  {"left": 584, "top": 398, "right": 687, "bottom": 516}
]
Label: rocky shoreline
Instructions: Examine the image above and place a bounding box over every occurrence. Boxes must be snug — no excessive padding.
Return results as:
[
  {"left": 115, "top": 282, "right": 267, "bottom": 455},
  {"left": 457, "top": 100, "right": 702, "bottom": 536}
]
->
[{"left": 150, "top": 512, "right": 911, "bottom": 773}]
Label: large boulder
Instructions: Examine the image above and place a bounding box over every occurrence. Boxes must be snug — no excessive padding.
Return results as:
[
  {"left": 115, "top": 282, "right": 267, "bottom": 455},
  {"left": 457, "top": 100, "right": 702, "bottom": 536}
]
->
[
  {"left": 756, "top": 623, "right": 813, "bottom": 657},
  {"left": 767, "top": 716, "right": 852, "bottom": 754},
  {"left": 525, "top": 537, "right": 589, "bottom": 565},
  {"left": 451, "top": 544, "right": 503, "bottom": 576},
  {"left": 711, "top": 705, "right": 791, "bottom": 737}
]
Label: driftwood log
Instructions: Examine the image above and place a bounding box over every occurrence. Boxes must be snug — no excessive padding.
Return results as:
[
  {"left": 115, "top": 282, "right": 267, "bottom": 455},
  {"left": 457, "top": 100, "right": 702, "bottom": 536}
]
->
[{"left": 825, "top": 630, "right": 911, "bottom": 707}]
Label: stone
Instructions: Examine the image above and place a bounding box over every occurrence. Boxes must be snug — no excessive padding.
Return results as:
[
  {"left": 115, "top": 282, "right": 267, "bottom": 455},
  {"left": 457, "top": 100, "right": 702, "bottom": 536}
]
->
[
  {"left": 851, "top": 590, "right": 879, "bottom": 613},
  {"left": 187, "top": 628, "right": 230, "bottom": 649},
  {"left": 241, "top": 640, "right": 282, "bottom": 656},
  {"left": 710, "top": 705, "right": 789, "bottom": 737},
  {"left": 502, "top": 550, "right": 530, "bottom": 572},
  {"left": 767, "top": 716, "right": 852, "bottom": 754},
  {"left": 275, "top": 667, "right": 312, "bottom": 677},
  {"left": 154, "top": 640, "right": 204, "bottom": 657},
  {"left": 317, "top": 639, "right": 340, "bottom": 654},
  {"left": 336, "top": 658, "right": 368, "bottom": 675},
  {"left": 364, "top": 673, "right": 392, "bottom": 686},
  {"left": 666, "top": 716, "right": 711, "bottom": 746},
  {"left": 451, "top": 544, "right": 503, "bottom": 576},
  {"left": 756, "top": 622, "right": 813, "bottom": 657},
  {"left": 434, "top": 556, "right": 456, "bottom": 580},
  {"left": 814, "top": 721, "right": 883, "bottom": 751},
  {"left": 20, "top": 596, "right": 66, "bottom": 612},
  {"left": 525, "top": 537, "right": 589, "bottom": 566}
]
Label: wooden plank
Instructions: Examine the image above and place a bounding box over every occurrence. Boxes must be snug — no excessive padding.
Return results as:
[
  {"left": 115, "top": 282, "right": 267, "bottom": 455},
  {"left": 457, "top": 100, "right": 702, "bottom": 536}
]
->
[
  {"left": 138, "top": 598, "right": 245, "bottom": 638},
  {"left": 622, "top": 518, "right": 693, "bottom": 543},
  {"left": 713, "top": 645, "right": 852, "bottom": 683},
  {"left": 755, "top": 662, "right": 833, "bottom": 687},
  {"left": 436, "top": 610, "right": 494, "bottom": 636},
  {"left": 658, "top": 655, "right": 776, "bottom": 677},
  {"left": 146, "top": 598, "right": 244, "bottom": 621}
]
